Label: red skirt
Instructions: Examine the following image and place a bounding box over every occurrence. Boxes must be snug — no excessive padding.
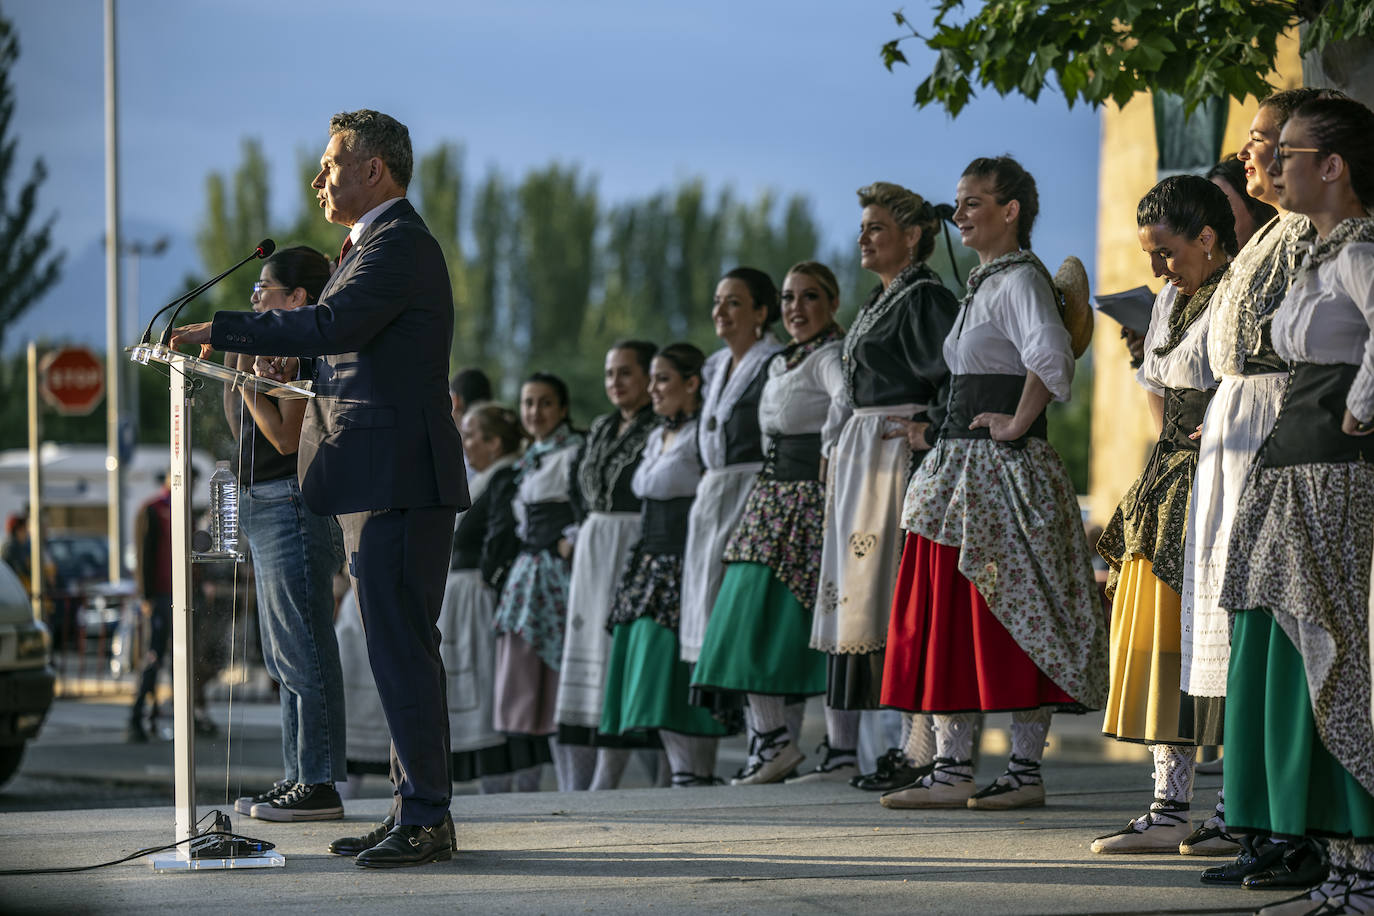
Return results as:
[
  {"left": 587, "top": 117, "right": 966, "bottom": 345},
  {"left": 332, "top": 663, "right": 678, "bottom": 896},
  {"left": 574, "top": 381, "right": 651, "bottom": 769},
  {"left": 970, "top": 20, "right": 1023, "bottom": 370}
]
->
[{"left": 881, "top": 533, "right": 1074, "bottom": 713}]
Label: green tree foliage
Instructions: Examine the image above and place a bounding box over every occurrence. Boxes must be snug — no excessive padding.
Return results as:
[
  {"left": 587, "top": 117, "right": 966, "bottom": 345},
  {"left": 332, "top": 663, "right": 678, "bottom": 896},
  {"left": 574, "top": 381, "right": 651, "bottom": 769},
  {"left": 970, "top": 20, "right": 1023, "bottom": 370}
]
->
[
  {"left": 414, "top": 143, "right": 473, "bottom": 369},
  {"left": 881, "top": 1, "right": 1374, "bottom": 116},
  {"left": 463, "top": 171, "right": 506, "bottom": 386},
  {"left": 175, "top": 139, "right": 1095, "bottom": 488},
  {"left": 0, "top": 9, "right": 62, "bottom": 355}
]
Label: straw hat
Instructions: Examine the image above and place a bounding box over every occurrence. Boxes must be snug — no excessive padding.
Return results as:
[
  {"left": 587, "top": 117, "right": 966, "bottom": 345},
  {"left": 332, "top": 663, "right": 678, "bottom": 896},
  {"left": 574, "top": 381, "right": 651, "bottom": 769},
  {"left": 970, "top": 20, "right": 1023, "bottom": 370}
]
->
[{"left": 1053, "top": 255, "right": 1093, "bottom": 358}]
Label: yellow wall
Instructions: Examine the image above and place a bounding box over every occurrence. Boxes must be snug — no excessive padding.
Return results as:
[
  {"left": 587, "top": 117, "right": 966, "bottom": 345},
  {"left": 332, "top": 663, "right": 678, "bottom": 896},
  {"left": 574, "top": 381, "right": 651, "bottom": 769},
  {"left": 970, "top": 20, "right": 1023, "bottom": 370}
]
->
[{"left": 1087, "top": 32, "right": 1301, "bottom": 524}]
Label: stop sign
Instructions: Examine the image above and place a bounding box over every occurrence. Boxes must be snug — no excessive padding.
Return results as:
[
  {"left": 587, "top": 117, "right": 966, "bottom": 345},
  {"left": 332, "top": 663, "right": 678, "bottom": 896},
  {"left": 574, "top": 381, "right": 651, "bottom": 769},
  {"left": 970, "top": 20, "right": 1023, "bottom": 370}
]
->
[{"left": 39, "top": 347, "right": 105, "bottom": 416}]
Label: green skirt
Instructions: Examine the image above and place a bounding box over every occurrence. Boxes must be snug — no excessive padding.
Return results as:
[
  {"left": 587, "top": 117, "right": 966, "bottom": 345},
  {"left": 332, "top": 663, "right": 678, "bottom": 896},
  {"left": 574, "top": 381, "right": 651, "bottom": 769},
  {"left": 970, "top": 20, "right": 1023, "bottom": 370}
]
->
[
  {"left": 1224, "top": 610, "right": 1374, "bottom": 840},
  {"left": 600, "top": 617, "right": 731, "bottom": 738},
  {"left": 691, "top": 561, "right": 826, "bottom": 697}
]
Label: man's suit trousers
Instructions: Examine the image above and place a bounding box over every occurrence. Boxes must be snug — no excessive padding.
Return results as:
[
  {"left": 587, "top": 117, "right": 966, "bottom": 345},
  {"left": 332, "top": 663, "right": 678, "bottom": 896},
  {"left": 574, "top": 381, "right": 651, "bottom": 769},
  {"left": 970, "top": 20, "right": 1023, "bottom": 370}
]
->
[{"left": 338, "top": 504, "right": 457, "bottom": 826}]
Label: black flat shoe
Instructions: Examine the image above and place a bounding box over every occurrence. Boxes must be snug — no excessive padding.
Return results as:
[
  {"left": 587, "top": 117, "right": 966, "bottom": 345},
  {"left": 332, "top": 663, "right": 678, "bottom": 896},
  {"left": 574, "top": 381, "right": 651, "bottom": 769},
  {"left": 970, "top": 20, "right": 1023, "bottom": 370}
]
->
[
  {"left": 852, "top": 748, "right": 932, "bottom": 792},
  {"left": 1243, "top": 840, "right": 1327, "bottom": 890},
  {"left": 354, "top": 819, "right": 453, "bottom": 869},
  {"left": 330, "top": 815, "right": 395, "bottom": 857},
  {"left": 1201, "top": 841, "right": 1283, "bottom": 885}
]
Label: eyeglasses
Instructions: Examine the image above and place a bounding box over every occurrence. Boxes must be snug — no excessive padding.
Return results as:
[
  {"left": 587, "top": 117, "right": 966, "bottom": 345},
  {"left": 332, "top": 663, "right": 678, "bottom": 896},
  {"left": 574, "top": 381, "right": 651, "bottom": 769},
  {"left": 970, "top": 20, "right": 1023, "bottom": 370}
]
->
[
  {"left": 251, "top": 282, "right": 291, "bottom": 295},
  {"left": 1273, "top": 146, "right": 1324, "bottom": 171}
]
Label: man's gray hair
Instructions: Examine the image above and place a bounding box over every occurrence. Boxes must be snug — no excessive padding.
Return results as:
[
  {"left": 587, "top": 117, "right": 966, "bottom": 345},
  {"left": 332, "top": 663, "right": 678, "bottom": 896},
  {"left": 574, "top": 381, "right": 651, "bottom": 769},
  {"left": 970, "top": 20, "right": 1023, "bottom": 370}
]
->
[{"left": 329, "top": 109, "right": 413, "bottom": 190}]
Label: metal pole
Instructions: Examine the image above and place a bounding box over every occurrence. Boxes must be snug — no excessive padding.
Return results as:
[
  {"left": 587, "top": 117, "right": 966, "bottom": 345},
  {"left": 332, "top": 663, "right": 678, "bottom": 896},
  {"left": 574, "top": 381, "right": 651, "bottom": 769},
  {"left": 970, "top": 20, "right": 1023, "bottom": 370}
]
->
[
  {"left": 104, "top": 0, "right": 123, "bottom": 584},
  {"left": 168, "top": 357, "right": 196, "bottom": 844},
  {"left": 26, "top": 344, "right": 43, "bottom": 624}
]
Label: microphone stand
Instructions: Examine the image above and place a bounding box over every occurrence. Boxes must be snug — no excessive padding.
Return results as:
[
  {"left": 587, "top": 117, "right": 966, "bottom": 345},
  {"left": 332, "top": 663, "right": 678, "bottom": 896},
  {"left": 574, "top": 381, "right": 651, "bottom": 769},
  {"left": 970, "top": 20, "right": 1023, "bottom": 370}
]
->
[{"left": 138, "top": 242, "right": 273, "bottom": 348}]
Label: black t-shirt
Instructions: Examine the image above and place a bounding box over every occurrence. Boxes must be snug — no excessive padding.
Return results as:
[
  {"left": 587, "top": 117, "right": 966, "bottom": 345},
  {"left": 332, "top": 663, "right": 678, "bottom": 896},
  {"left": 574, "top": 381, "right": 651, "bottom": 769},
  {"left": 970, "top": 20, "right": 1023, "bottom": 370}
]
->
[{"left": 232, "top": 393, "right": 298, "bottom": 484}]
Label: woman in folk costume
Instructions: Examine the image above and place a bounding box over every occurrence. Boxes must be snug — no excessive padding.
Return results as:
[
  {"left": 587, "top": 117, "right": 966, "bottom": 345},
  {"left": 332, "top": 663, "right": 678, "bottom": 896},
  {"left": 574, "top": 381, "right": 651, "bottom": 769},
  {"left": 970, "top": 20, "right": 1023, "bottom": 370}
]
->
[
  {"left": 678, "top": 269, "right": 783, "bottom": 687},
  {"left": 810, "top": 183, "right": 959, "bottom": 787},
  {"left": 879, "top": 155, "right": 1105, "bottom": 811},
  {"left": 554, "top": 341, "right": 661, "bottom": 791},
  {"left": 1218, "top": 96, "right": 1374, "bottom": 916},
  {"left": 1179, "top": 88, "right": 1334, "bottom": 886},
  {"left": 491, "top": 373, "right": 584, "bottom": 790},
  {"left": 1089, "top": 176, "right": 1234, "bottom": 852},
  {"left": 444, "top": 403, "right": 549, "bottom": 793},
  {"left": 692, "top": 262, "right": 849, "bottom": 784},
  {"left": 601, "top": 344, "right": 733, "bottom": 785}
]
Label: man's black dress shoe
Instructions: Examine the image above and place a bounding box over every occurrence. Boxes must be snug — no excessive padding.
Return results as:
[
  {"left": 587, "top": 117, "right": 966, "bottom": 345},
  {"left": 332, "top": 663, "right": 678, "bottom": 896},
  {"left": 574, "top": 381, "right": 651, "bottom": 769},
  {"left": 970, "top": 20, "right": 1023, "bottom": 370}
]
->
[
  {"left": 1243, "top": 840, "right": 1327, "bottom": 889},
  {"left": 355, "top": 816, "right": 454, "bottom": 869},
  {"left": 330, "top": 815, "right": 395, "bottom": 857}
]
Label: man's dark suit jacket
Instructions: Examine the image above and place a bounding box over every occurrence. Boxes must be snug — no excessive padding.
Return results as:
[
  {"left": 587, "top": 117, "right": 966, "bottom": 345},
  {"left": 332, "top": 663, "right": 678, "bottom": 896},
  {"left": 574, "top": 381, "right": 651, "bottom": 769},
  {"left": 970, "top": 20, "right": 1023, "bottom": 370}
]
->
[{"left": 210, "top": 199, "right": 468, "bottom": 515}]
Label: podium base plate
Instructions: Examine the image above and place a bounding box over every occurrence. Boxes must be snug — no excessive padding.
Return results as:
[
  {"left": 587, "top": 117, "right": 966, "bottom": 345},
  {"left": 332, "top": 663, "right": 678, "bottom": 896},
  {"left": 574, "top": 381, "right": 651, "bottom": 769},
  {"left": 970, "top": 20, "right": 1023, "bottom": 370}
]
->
[{"left": 151, "top": 849, "right": 285, "bottom": 872}]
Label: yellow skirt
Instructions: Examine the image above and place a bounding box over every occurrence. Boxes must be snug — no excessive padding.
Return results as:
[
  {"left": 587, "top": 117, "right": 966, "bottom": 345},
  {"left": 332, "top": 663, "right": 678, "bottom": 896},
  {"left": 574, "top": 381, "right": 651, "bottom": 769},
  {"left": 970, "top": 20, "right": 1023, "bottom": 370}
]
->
[{"left": 1102, "top": 557, "right": 1190, "bottom": 744}]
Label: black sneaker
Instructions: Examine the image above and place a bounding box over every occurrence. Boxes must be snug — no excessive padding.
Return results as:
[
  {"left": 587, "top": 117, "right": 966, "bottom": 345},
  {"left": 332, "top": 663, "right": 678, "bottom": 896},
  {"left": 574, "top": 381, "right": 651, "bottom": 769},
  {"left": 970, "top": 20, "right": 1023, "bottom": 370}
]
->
[
  {"left": 250, "top": 782, "right": 344, "bottom": 821},
  {"left": 235, "top": 778, "right": 294, "bottom": 815}
]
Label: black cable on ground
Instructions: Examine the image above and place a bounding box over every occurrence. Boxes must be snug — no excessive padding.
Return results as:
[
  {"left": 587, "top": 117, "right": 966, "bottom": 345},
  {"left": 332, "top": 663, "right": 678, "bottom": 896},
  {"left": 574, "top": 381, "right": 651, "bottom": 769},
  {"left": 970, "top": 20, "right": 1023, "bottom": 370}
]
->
[{"left": 0, "top": 809, "right": 275, "bottom": 875}]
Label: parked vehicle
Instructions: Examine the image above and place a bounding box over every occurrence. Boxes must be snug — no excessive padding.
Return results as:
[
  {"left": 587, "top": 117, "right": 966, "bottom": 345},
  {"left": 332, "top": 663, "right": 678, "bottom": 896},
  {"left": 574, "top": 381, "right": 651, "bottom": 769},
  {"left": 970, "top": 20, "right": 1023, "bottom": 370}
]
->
[
  {"left": 0, "top": 560, "right": 55, "bottom": 787},
  {"left": 43, "top": 533, "right": 123, "bottom": 650}
]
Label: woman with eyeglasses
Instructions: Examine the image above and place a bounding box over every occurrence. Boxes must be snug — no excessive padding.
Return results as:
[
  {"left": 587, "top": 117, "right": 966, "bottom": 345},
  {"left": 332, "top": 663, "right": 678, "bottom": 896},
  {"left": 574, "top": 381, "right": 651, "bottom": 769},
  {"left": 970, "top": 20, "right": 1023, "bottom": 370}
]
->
[
  {"left": 1218, "top": 95, "right": 1374, "bottom": 915},
  {"left": 223, "top": 245, "right": 349, "bottom": 822},
  {"left": 1174, "top": 88, "right": 1332, "bottom": 880}
]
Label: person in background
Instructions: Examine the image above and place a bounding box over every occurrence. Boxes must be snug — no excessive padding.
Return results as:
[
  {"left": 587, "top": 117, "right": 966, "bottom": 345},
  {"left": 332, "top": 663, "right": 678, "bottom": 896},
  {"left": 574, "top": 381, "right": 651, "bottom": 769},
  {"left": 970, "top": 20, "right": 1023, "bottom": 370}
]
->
[
  {"left": 555, "top": 341, "right": 661, "bottom": 791},
  {"left": 811, "top": 182, "right": 959, "bottom": 789},
  {"left": 679, "top": 268, "right": 783, "bottom": 737},
  {"left": 1091, "top": 175, "right": 1233, "bottom": 853},
  {"left": 692, "top": 262, "right": 847, "bottom": 784},
  {"left": 450, "top": 367, "right": 493, "bottom": 426},
  {"left": 491, "top": 373, "right": 584, "bottom": 789},
  {"left": 127, "top": 474, "right": 173, "bottom": 744},
  {"left": 1, "top": 514, "right": 31, "bottom": 588},
  {"left": 223, "top": 245, "right": 349, "bottom": 822},
  {"left": 446, "top": 402, "right": 549, "bottom": 793},
  {"left": 1206, "top": 155, "right": 1279, "bottom": 252},
  {"left": 601, "top": 343, "right": 731, "bottom": 784}
]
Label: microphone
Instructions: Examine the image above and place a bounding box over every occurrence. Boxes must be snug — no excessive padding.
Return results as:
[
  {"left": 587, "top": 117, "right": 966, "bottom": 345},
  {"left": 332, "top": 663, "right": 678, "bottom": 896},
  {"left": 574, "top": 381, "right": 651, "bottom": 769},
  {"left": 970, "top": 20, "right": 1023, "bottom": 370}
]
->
[{"left": 141, "top": 239, "right": 276, "bottom": 347}]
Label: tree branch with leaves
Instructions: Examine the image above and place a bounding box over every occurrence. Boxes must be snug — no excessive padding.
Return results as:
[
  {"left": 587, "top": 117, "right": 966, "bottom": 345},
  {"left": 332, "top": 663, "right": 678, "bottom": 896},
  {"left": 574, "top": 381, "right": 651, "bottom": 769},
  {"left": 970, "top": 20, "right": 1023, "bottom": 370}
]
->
[
  {"left": 0, "top": 8, "right": 62, "bottom": 354},
  {"left": 881, "top": 1, "right": 1374, "bottom": 116}
]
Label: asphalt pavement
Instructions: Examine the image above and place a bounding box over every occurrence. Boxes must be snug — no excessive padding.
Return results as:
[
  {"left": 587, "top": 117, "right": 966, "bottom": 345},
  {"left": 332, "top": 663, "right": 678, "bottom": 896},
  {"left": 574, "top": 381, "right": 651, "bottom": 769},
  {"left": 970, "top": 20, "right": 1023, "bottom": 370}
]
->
[{"left": 0, "top": 694, "right": 1282, "bottom": 915}]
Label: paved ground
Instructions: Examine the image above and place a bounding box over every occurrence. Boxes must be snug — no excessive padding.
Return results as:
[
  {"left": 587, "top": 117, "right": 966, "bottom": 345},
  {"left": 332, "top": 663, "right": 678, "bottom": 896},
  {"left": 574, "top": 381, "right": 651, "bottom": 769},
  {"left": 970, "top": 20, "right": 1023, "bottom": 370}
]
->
[{"left": 0, "top": 693, "right": 1278, "bottom": 915}]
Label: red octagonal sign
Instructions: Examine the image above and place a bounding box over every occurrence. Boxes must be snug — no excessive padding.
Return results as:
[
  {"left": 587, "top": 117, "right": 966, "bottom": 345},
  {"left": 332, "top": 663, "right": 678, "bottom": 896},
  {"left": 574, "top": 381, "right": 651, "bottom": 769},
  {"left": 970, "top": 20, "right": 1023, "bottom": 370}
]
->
[{"left": 40, "top": 347, "right": 105, "bottom": 416}]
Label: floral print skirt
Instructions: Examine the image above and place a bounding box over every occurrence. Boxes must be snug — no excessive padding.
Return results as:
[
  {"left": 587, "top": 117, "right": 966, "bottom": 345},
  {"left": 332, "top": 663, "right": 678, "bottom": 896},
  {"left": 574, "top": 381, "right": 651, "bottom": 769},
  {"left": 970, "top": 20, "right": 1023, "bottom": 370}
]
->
[
  {"left": 723, "top": 477, "right": 825, "bottom": 607},
  {"left": 901, "top": 437, "right": 1107, "bottom": 710},
  {"left": 493, "top": 548, "right": 571, "bottom": 671}
]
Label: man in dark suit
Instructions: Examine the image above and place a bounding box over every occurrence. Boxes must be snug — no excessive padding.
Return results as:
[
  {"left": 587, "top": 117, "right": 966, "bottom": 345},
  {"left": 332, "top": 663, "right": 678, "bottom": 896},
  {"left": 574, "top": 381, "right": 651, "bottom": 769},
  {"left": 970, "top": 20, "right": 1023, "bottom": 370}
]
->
[{"left": 173, "top": 109, "right": 467, "bottom": 868}]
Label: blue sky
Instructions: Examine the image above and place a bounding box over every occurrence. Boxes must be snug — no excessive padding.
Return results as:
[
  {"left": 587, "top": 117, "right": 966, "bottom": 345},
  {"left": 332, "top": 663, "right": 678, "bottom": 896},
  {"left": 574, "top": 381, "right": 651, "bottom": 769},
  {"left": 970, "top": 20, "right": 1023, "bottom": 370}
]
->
[{"left": 5, "top": 0, "right": 1101, "bottom": 354}]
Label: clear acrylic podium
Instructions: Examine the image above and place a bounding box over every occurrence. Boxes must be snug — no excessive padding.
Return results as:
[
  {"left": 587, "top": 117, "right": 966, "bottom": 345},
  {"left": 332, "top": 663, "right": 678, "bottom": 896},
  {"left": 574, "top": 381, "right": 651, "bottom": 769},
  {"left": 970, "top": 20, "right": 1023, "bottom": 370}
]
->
[{"left": 128, "top": 343, "right": 314, "bottom": 871}]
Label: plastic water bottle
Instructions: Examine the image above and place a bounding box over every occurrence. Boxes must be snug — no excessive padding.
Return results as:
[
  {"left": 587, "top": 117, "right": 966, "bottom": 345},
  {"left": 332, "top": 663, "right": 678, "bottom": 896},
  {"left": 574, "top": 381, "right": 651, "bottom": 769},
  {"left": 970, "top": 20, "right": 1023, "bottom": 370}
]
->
[{"left": 208, "top": 461, "right": 239, "bottom": 554}]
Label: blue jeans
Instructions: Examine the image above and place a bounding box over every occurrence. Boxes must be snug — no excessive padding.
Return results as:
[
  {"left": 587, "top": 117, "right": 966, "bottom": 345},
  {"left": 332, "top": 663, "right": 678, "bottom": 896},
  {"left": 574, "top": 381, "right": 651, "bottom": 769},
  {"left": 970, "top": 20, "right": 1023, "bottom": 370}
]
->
[{"left": 240, "top": 476, "right": 347, "bottom": 784}]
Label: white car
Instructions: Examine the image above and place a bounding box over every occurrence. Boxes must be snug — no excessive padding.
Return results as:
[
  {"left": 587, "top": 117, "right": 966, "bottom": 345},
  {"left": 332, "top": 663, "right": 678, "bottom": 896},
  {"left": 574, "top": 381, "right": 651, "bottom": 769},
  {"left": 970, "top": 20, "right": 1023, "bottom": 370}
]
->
[{"left": 0, "top": 561, "right": 55, "bottom": 787}]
